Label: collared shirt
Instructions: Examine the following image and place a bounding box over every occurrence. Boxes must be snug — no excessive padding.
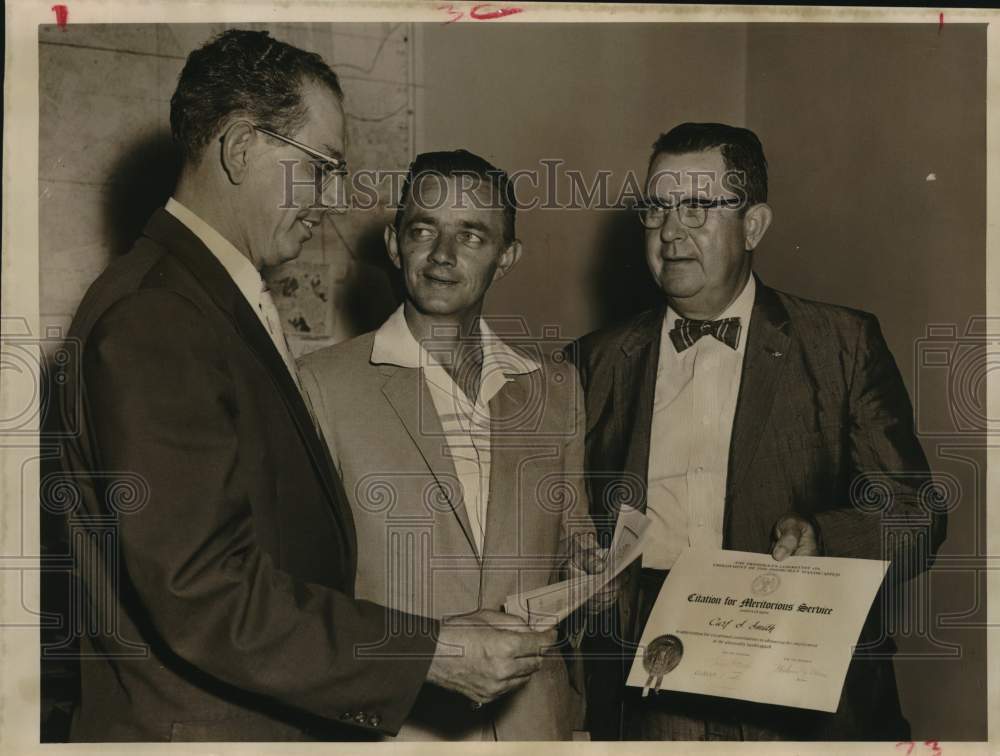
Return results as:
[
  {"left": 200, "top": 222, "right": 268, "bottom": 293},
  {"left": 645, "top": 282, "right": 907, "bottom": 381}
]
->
[
  {"left": 643, "top": 275, "right": 756, "bottom": 570},
  {"left": 371, "top": 305, "right": 540, "bottom": 556},
  {"left": 165, "top": 198, "right": 304, "bottom": 394}
]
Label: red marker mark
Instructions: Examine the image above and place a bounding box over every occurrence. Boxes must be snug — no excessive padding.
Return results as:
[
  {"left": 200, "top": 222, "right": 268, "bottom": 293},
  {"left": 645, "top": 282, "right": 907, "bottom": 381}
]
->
[
  {"left": 896, "top": 742, "right": 943, "bottom": 756},
  {"left": 438, "top": 3, "right": 462, "bottom": 24},
  {"left": 439, "top": 3, "right": 523, "bottom": 23},
  {"left": 938, "top": 12, "right": 944, "bottom": 32},
  {"left": 470, "top": 4, "right": 523, "bottom": 20},
  {"left": 51, "top": 4, "right": 69, "bottom": 28}
]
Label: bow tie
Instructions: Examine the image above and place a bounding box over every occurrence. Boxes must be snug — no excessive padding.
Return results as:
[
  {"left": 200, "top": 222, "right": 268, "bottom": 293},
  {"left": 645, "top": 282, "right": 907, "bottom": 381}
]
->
[{"left": 668, "top": 316, "right": 741, "bottom": 352}]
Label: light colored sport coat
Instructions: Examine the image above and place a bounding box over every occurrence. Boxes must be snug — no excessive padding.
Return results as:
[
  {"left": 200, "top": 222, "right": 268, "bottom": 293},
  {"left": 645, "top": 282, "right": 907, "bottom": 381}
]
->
[{"left": 299, "top": 323, "right": 592, "bottom": 740}]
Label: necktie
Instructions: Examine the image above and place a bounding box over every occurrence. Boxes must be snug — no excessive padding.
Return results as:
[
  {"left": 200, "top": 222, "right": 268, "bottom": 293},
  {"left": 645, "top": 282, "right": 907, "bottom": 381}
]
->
[
  {"left": 259, "top": 287, "right": 301, "bottom": 388},
  {"left": 259, "top": 287, "right": 322, "bottom": 433},
  {"left": 668, "top": 316, "right": 741, "bottom": 353}
]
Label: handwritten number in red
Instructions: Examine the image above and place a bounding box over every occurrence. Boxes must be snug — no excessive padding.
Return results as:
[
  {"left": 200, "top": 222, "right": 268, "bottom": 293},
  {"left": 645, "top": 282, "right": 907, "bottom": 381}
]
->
[
  {"left": 51, "top": 4, "right": 69, "bottom": 28},
  {"left": 470, "top": 5, "right": 523, "bottom": 20},
  {"left": 438, "top": 4, "right": 463, "bottom": 24},
  {"left": 897, "top": 742, "right": 943, "bottom": 756},
  {"left": 439, "top": 4, "right": 523, "bottom": 23}
]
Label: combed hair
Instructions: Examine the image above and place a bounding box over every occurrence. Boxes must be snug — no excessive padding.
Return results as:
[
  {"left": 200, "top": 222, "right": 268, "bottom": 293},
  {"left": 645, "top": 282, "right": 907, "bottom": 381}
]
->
[
  {"left": 170, "top": 29, "right": 343, "bottom": 163},
  {"left": 393, "top": 150, "right": 518, "bottom": 244},
  {"left": 650, "top": 122, "right": 768, "bottom": 211}
]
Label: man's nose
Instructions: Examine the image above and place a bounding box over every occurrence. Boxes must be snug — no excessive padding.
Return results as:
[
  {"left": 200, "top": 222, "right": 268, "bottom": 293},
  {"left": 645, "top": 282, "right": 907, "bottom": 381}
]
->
[
  {"left": 428, "top": 236, "right": 457, "bottom": 265},
  {"left": 659, "top": 209, "right": 687, "bottom": 243}
]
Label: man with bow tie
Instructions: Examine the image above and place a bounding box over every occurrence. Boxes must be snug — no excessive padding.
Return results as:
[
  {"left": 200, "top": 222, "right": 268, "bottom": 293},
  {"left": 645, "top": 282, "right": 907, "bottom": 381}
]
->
[{"left": 575, "top": 123, "right": 944, "bottom": 741}]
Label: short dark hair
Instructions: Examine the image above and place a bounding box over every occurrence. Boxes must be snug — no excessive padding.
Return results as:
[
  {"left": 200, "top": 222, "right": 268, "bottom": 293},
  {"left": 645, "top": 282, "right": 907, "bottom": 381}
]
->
[
  {"left": 650, "top": 122, "right": 768, "bottom": 211},
  {"left": 393, "top": 150, "right": 518, "bottom": 244},
  {"left": 170, "top": 29, "right": 343, "bottom": 164}
]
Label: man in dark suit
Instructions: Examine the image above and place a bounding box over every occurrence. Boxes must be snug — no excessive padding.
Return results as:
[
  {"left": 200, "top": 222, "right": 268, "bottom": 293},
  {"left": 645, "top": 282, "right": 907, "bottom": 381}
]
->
[
  {"left": 576, "top": 123, "right": 945, "bottom": 741},
  {"left": 59, "top": 29, "right": 554, "bottom": 742}
]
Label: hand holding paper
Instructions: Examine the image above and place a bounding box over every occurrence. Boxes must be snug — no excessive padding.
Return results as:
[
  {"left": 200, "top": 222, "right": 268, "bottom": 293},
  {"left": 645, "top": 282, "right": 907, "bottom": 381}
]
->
[{"left": 504, "top": 505, "right": 650, "bottom": 630}]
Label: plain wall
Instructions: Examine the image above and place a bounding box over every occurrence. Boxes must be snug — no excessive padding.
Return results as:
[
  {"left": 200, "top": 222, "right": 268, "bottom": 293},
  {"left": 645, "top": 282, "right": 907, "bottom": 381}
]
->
[{"left": 418, "top": 23, "right": 748, "bottom": 338}]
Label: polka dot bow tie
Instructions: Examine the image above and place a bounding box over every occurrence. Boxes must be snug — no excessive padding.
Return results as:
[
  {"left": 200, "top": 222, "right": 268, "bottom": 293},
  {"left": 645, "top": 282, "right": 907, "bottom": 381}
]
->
[{"left": 668, "top": 317, "right": 742, "bottom": 352}]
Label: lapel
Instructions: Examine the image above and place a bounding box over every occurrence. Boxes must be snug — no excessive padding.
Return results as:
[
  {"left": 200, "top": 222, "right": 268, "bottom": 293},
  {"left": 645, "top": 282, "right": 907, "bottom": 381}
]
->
[
  {"left": 143, "top": 209, "right": 355, "bottom": 547},
  {"left": 614, "top": 305, "right": 665, "bottom": 515},
  {"left": 726, "top": 278, "right": 792, "bottom": 495},
  {"left": 378, "top": 363, "right": 480, "bottom": 559},
  {"left": 480, "top": 373, "right": 534, "bottom": 564}
]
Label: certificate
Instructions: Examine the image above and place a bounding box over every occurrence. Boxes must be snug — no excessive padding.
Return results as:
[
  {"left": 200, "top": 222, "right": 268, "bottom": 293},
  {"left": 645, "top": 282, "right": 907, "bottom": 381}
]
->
[{"left": 626, "top": 548, "right": 889, "bottom": 712}]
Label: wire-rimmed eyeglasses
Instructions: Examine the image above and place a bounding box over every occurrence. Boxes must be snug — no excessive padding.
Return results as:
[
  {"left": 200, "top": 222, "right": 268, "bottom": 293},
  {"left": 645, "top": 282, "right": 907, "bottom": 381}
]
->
[{"left": 253, "top": 125, "right": 348, "bottom": 188}]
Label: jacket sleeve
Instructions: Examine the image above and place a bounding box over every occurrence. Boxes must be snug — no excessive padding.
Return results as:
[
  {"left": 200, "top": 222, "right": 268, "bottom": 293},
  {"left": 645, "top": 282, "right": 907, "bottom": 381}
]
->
[
  {"left": 81, "top": 289, "right": 438, "bottom": 734},
  {"left": 812, "top": 314, "right": 946, "bottom": 585}
]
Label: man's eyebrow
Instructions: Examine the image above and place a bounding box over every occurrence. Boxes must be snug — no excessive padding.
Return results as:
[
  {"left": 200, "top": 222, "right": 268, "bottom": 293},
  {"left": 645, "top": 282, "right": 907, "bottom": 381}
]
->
[
  {"left": 404, "top": 211, "right": 439, "bottom": 227},
  {"left": 458, "top": 219, "right": 492, "bottom": 234}
]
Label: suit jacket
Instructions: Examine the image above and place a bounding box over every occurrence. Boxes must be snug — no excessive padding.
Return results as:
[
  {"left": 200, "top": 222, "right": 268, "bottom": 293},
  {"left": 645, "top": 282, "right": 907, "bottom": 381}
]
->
[
  {"left": 574, "top": 278, "right": 946, "bottom": 740},
  {"left": 298, "top": 330, "right": 591, "bottom": 740},
  {"left": 58, "top": 209, "right": 438, "bottom": 742}
]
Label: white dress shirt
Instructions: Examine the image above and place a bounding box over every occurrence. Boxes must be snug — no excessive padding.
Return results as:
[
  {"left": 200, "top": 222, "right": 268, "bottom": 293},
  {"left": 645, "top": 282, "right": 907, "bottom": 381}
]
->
[
  {"left": 164, "top": 198, "right": 304, "bottom": 395},
  {"left": 643, "top": 275, "right": 756, "bottom": 570},
  {"left": 371, "top": 305, "right": 539, "bottom": 556}
]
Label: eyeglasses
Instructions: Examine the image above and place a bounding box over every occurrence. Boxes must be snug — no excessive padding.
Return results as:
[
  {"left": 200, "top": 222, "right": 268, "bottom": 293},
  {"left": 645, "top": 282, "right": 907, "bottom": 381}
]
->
[
  {"left": 253, "top": 125, "right": 348, "bottom": 188},
  {"left": 637, "top": 196, "right": 742, "bottom": 230}
]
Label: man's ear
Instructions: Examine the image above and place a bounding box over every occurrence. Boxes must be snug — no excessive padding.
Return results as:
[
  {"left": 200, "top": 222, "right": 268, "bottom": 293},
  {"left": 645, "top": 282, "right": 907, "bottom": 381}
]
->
[
  {"left": 743, "top": 203, "right": 773, "bottom": 251},
  {"left": 384, "top": 224, "right": 402, "bottom": 270},
  {"left": 493, "top": 239, "right": 523, "bottom": 281},
  {"left": 219, "top": 121, "right": 256, "bottom": 185}
]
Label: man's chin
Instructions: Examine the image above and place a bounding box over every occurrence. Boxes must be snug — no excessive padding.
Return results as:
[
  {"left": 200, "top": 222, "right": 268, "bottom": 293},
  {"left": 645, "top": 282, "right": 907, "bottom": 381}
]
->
[
  {"left": 410, "top": 295, "right": 470, "bottom": 318},
  {"left": 657, "top": 274, "right": 704, "bottom": 300},
  {"left": 272, "top": 242, "right": 306, "bottom": 266}
]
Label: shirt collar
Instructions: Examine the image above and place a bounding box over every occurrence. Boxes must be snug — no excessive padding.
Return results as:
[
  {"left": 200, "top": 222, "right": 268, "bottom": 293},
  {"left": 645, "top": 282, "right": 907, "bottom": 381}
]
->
[
  {"left": 165, "top": 197, "right": 266, "bottom": 303},
  {"left": 371, "top": 305, "right": 541, "bottom": 378},
  {"left": 664, "top": 274, "right": 757, "bottom": 353}
]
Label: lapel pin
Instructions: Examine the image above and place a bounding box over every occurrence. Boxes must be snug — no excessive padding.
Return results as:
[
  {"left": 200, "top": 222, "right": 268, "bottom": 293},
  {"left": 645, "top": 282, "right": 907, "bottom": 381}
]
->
[{"left": 769, "top": 350, "right": 784, "bottom": 358}]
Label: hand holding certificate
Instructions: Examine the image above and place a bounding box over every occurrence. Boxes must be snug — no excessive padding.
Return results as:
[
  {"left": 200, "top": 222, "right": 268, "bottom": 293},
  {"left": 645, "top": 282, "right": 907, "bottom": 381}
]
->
[{"left": 626, "top": 548, "right": 889, "bottom": 712}]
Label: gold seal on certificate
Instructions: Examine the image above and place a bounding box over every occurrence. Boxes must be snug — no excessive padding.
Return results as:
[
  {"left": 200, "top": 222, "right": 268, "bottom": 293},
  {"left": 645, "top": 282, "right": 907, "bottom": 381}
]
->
[{"left": 627, "top": 548, "right": 890, "bottom": 712}]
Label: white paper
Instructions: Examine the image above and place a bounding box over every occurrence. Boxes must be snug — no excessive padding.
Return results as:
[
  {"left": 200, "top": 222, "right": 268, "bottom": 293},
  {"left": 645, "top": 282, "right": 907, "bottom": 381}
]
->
[
  {"left": 504, "top": 505, "right": 649, "bottom": 630},
  {"left": 626, "top": 548, "right": 889, "bottom": 712}
]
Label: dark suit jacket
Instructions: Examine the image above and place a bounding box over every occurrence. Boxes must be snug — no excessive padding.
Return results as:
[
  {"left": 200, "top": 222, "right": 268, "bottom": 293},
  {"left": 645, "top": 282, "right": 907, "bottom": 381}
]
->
[
  {"left": 574, "top": 278, "right": 946, "bottom": 740},
  {"left": 59, "top": 209, "right": 438, "bottom": 742}
]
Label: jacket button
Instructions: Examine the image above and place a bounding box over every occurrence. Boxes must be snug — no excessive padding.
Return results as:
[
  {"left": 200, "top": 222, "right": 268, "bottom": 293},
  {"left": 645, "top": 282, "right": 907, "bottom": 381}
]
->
[
  {"left": 354, "top": 712, "right": 368, "bottom": 725},
  {"left": 368, "top": 714, "right": 381, "bottom": 728}
]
